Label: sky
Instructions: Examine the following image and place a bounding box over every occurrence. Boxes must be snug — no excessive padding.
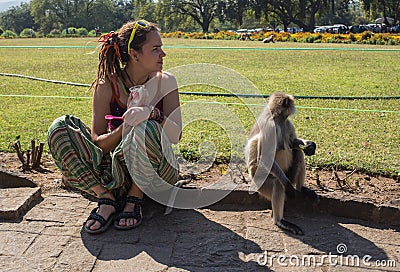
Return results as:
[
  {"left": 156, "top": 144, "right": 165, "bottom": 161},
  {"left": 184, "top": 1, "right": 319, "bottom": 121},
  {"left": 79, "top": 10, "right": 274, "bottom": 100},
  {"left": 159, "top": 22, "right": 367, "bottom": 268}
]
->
[
  {"left": 0, "top": 0, "right": 28, "bottom": 12},
  {"left": 0, "top": 0, "right": 26, "bottom": 2}
]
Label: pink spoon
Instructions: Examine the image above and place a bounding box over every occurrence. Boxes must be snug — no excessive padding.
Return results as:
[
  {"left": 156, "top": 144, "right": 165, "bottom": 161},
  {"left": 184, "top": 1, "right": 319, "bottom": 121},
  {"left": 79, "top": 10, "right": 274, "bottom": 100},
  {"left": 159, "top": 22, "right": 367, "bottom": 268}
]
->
[{"left": 105, "top": 115, "right": 123, "bottom": 120}]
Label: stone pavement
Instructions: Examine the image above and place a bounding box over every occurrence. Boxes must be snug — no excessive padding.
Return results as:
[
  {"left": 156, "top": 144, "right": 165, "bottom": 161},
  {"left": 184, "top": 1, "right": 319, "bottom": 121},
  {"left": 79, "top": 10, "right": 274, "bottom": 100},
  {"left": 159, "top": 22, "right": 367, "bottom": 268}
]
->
[{"left": 0, "top": 190, "right": 399, "bottom": 272}]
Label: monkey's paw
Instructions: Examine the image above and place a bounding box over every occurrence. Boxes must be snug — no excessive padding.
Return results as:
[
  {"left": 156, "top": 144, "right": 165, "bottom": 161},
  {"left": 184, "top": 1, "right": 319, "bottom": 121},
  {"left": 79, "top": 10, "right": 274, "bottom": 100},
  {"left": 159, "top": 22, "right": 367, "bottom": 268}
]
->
[
  {"left": 303, "top": 141, "right": 316, "bottom": 156},
  {"left": 301, "top": 186, "right": 320, "bottom": 202}
]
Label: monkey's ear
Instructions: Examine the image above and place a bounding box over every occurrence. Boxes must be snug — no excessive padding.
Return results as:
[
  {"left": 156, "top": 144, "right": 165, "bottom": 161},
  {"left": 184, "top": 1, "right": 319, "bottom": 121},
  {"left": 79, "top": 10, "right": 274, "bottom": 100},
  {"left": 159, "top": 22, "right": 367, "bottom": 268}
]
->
[{"left": 283, "top": 98, "right": 291, "bottom": 108}]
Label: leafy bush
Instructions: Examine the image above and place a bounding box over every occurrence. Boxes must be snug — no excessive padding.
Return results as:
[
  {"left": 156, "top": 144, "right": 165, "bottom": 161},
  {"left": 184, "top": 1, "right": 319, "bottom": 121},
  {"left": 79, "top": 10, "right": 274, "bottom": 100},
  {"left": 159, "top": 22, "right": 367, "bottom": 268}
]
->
[
  {"left": 20, "top": 28, "right": 36, "bottom": 37},
  {"left": 0, "top": 27, "right": 3, "bottom": 35},
  {"left": 88, "top": 30, "right": 97, "bottom": 37},
  {"left": 76, "top": 27, "right": 88, "bottom": 36},
  {"left": 35, "top": 32, "right": 45, "bottom": 38},
  {"left": 1, "top": 30, "right": 17, "bottom": 38},
  {"left": 62, "top": 27, "right": 79, "bottom": 37},
  {"left": 50, "top": 29, "right": 61, "bottom": 36}
]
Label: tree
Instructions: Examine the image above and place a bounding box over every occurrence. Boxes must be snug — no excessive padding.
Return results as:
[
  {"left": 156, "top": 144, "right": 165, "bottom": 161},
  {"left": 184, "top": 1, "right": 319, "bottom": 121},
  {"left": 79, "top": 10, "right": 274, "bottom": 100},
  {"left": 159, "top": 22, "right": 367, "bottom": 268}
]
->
[
  {"left": 249, "top": 0, "right": 269, "bottom": 20},
  {"left": 377, "top": 0, "right": 399, "bottom": 24},
  {"left": 112, "top": 0, "right": 135, "bottom": 30},
  {"left": 155, "top": 0, "right": 190, "bottom": 32},
  {"left": 73, "top": 0, "right": 96, "bottom": 30},
  {"left": 318, "top": 0, "right": 354, "bottom": 25},
  {"left": 361, "top": 0, "right": 399, "bottom": 24},
  {"left": 267, "top": 0, "right": 323, "bottom": 32},
  {"left": 171, "top": 0, "right": 220, "bottom": 32},
  {"left": 218, "top": 0, "right": 250, "bottom": 27},
  {"left": 0, "top": 3, "right": 35, "bottom": 34},
  {"left": 31, "top": 0, "right": 66, "bottom": 33},
  {"left": 132, "top": 0, "right": 156, "bottom": 22}
]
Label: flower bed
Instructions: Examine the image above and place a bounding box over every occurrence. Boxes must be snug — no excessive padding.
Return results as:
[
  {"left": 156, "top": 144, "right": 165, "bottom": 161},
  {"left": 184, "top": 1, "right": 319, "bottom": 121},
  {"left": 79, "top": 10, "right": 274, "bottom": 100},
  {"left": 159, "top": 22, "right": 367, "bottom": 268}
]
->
[{"left": 161, "top": 31, "right": 400, "bottom": 45}]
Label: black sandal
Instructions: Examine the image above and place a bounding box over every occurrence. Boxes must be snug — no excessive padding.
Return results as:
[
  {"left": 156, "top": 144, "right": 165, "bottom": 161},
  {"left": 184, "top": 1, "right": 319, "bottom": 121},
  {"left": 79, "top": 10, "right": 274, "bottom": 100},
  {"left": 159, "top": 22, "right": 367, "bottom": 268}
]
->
[
  {"left": 83, "top": 198, "right": 119, "bottom": 234},
  {"left": 114, "top": 196, "right": 144, "bottom": 230}
]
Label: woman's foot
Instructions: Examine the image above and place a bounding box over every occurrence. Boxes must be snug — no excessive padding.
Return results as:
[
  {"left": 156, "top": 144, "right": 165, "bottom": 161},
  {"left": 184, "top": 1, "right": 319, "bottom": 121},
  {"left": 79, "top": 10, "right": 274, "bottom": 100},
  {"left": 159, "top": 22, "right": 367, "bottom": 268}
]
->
[
  {"left": 84, "top": 192, "right": 119, "bottom": 234},
  {"left": 85, "top": 201, "right": 116, "bottom": 231},
  {"left": 114, "top": 196, "right": 144, "bottom": 230}
]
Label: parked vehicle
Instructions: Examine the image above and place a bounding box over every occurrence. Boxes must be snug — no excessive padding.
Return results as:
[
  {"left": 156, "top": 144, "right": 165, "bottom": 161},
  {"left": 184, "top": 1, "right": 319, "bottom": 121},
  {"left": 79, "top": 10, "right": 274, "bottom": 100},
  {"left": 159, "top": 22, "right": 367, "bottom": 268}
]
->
[
  {"left": 348, "top": 25, "right": 371, "bottom": 33},
  {"left": 392, "top": 24, "right": 400, "bottom": 33},
  {"left": 313, "top": 26, "right": 329, "bottom": 33}
]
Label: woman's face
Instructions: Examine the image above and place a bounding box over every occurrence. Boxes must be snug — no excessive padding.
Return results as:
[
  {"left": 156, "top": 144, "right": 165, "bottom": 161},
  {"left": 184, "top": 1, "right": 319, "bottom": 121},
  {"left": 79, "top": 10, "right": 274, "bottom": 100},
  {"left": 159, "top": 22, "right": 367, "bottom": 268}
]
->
[{"left": 135, "top": 31, "right": 166, "bottom": 73}]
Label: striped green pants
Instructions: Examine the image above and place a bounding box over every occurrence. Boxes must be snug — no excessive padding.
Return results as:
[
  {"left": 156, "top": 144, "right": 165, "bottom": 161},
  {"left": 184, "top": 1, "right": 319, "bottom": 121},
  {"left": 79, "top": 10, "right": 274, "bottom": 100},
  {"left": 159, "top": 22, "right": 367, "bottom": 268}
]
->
[{"left": 47, "top": 115, "right": 179, "bottom": 198}]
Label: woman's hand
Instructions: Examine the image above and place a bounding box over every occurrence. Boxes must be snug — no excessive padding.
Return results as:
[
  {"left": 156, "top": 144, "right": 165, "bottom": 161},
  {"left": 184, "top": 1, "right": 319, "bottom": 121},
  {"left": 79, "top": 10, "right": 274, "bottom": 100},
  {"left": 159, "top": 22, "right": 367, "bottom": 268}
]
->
[{"left": 123, "top": 106, "right": 151, "bottom": 127}]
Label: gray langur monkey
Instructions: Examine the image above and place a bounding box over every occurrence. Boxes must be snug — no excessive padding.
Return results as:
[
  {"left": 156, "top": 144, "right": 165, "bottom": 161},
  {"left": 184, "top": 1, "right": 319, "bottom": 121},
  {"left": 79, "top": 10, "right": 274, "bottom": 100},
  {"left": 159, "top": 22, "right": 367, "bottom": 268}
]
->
[{"left": 245, "top": 92, "right": 319, "bottom": 235}]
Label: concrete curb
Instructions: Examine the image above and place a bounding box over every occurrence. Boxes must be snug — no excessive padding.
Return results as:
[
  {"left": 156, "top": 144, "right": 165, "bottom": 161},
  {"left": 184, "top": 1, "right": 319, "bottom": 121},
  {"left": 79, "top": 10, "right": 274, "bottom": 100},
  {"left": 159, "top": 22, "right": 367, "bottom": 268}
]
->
[
  {"left": 0, "top": 171, "right": 42, "bottom": 220},
  {"left": 0, "top": 170, "right": 398, "bottom": 225},
  {"left": 0, "top": 187, "right": 42, "bottom": 220},
  {"left": 210, "top": 186, "right": 400, "bottom": 226}
]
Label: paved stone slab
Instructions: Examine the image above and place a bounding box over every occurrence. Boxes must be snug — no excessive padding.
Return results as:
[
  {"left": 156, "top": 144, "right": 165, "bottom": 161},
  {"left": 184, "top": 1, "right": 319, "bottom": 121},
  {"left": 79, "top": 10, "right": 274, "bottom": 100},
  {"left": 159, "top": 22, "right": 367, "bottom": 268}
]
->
[
  {"left": 94, "top": 245, "right": 171, "bottom": 271},
  {"left": 25, "top": 194, "right": 89, "bottom": 226},
  {"left": 23, "top": 234, "right": 71, "bottom": 258},
  {"left": 171, "top": 231, "right": 246, "bottom": 269},
  {"left": 0, "top": 187, "right": 41, "bottom": 219},
  {"left": 239, "top": 209, "right": 400, "bottom": 271},
  {"left": 53, "top": 239, "right": 99, "bottom": 271},
  {"left": 0, "top": 256, "right": 51, "bottom": 272},
  {"left": 0, "top": 220, "right": 46, "bottom": 232},
  {"left": 8, "top": 234, "right": 71, "bottom": 271},
  {"left": 168, "top": 266, "right": 246, "bottom": 272},
  {"left": 36, "top": 193, "right": 90, "bottom": 210},
  {"left": 0, "top": 191, "right": 398, "bottom": 271},
  {"left": 199, "top": 208, "right": 248, "bottom": 234},
  {"left": 41, "top": 225, "right": 84, "bottom": 237},
  {"left": 81, "top": 227, "right": 141, "bottom": 245},
  {"left": 0, "top": 230, "right": 38, "bottom": 256}
]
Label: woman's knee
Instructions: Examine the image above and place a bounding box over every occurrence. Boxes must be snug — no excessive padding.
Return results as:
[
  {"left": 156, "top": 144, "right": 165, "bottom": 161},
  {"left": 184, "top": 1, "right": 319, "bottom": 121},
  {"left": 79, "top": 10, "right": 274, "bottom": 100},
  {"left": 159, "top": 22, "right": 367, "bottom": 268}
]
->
[
  {"left": 132, "top": 120, "right": 162, "bottom": 144},
  {"left": 48, "top": 116, "right": 68, "bottom": 146},
  {"left": 144, "top": 120, "right": 161, "bottom": 133},
  {"left": 144, "top": 120, "right": 163, "bottom": 148},
  {"left": 48, "top": 115, "right": 68, "bottom": 136}
]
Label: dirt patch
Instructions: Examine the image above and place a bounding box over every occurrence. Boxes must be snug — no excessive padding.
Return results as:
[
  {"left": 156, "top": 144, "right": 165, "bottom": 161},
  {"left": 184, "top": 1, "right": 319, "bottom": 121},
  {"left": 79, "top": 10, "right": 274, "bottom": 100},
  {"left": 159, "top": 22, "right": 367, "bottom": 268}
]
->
[
  {"left": 0, "top": 152, "right": 64, "bottom": 193},
  {"left": 1, "top": 151, "right": 399, "bottom": 208}
]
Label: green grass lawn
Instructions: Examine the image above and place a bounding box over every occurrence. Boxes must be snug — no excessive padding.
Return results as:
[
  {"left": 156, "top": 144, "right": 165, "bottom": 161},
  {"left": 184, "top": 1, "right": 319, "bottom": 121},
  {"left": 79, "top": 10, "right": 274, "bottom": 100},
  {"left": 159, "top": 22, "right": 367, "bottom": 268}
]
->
[{"left": 0, "top": 37, "right": 399, "bottom": 177}]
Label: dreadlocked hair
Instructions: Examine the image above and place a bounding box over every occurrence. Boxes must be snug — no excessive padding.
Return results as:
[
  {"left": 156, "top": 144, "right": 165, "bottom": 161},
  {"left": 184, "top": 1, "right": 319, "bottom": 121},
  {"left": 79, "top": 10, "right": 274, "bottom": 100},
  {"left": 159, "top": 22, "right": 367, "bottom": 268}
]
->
[{"left": 90, "top": 20, "right": 159, "bottom": 91}]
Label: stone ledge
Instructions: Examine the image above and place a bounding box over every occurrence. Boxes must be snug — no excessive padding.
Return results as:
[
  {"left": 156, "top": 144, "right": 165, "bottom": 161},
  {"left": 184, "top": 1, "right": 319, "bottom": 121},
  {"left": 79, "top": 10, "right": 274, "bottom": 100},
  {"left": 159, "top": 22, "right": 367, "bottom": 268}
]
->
[
  {"left": 208, "top": 185, "right": 400, "bottom": 226},
  {"left": 1, "top": 168, "right": 398, "bottom": 225},
  {"left": 0, "top": 170, "right": 42, "bottom": 220},
  {"left": 184, "top": 171, "right": 400, "bottom": 225},
  {"left": 0, "top": 187, "right": 42, "bottom": 220}
]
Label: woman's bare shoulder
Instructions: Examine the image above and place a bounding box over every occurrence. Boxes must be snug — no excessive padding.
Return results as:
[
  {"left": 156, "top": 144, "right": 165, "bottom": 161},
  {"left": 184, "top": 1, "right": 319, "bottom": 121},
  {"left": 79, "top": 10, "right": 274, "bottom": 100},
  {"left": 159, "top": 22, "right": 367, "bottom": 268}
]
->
[
  {"left": 160, "top": 71, "right": 177, "bottom": 92},
  {"left": 94, "top": 78, "right": 113, "bottom": 97},
  {"left": 161, "top": 71, "right": 176, "bottom": 80}
]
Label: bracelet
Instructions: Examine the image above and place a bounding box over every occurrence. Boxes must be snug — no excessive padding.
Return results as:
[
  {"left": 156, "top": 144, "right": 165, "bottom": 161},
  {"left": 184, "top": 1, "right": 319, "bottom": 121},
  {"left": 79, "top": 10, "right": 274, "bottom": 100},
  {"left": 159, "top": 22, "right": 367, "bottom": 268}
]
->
[
  {"left": 149, "top": 108, "right": 157, "bottom": 120},
  {"left": 150, "top": 108, "right": 164, "bottom": 123}
]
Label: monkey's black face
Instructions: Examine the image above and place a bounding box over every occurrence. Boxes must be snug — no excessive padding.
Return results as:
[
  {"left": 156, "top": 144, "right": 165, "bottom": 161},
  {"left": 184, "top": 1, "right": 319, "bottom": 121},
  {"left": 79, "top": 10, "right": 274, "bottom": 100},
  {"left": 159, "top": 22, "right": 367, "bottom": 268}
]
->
[
  {"left": 282, "top": 97, "right": 296, "bottom": 116},
  {"left": 283, "top": 97, "right": 292, "bottom": 108}
]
